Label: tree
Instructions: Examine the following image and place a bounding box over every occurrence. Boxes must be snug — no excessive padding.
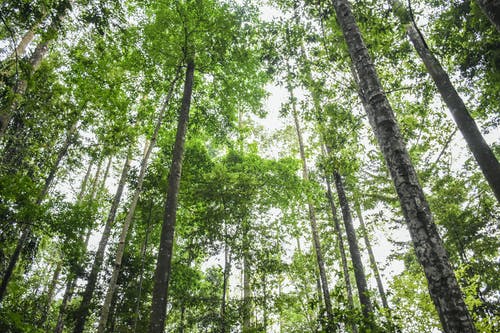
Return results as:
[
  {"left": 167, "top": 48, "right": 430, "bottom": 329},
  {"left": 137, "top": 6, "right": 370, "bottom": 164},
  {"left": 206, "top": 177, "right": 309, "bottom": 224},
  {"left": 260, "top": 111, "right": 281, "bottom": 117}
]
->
[{"left": 328, "top": 0, "right": 476, "bottom": 332}]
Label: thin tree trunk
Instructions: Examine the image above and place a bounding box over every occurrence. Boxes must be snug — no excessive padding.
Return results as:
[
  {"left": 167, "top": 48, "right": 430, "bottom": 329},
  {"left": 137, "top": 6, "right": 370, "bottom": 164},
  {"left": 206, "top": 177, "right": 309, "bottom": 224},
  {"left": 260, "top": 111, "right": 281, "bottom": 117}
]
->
[
  {"left": 53, "top": 157, "right": 106, "bottom": 333},
  {"left": 0, "top": 122, "right": 78, "bottom": 302},
  {"left": 290, "top": 103, "right": 334, "bottom": 329},
  {"left": 405, "top": 22, "right": 500, "bottom": 202},
  {"left": 354, "top": 202, "right": 388, "bottom": 310},
  {"left": 38, "top": 261, "right": 62, "bottom": 327},
  {"left": 476, "top": 0, "right": 500, "bottom": 32},
  {"left": 330, "top": 1, "right": 476, "bottom": 332},
  {"left": 220, "top": 235, "right": 231, "bottom": 333},
  {"left": 97, "top": 72, "right": 180, "bottom": 332},
  {"left": 325, "top": 181, "right": 357, "bottom": 333},
  {"left": 149, "top": 59, "right": 195, "bottom": 333},
  {"left": 333, "top": 171, "right": 374, "bottom": 321},
  {"left": 133, "top": 200, "right": 154, "bottom": 333},
  {"left": 243, "top": 246, "right": 252, "bottom": 333},
  {"left": 73, "top": 151, "right": 132, "bottom": 333}
]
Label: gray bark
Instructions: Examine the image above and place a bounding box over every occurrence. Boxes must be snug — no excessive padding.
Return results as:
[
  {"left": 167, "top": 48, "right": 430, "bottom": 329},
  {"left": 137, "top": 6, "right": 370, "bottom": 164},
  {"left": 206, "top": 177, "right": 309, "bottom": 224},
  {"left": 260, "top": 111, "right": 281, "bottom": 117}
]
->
[
  {"left": 330, "top": 1, "right": 476, "bottom": 332},
  {"left": 406, "top": 23, "right": 500, "bottom": 202},
  {"left": 149, "top": 59, "right": 195, "bottom": 333},
  {"left": 476, "top": 0, "right": 500, "bottom": 32},
  {"left": 333, "top": 171, "right": 374, "bottom": 320},
  {"left": 72, "top": 152, "right": 132, "bottom": 333}
]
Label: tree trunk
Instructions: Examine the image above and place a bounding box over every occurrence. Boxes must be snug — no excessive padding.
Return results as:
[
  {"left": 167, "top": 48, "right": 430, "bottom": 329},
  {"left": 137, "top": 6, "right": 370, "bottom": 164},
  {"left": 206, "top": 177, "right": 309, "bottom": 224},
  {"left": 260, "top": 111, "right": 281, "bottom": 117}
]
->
[
  {"left": 220, "top": 235, "right": 231, "bottom": 333},
  {"left": 72, "top": 151, "right": 132, "bottom": 333},
  {"left": 0, "top": 122, "right": 77, "bottom": 302},
  {"left": 243, "top": 251, "right": 252, "bottom": 333},
  {"left": 97, "top": 72, "right": 180, "bottom": 332},
  {"left": 325, "top": 181, "right": 358, "bottom": 333},
  {"left": 149, "top": 59, "right": 195, "bottom": 333},
  {"left": 53, "top": 157, "right": 107, "bottom": 333},
  {"left": 330, "top": 1, "right": 476, "bottom": 332},
  {"left": 290, "top": 103, "right": 334, "bottom": 329},
  {"left": 133, "top": 200, "right": 154, "bottom": 333},
  {"left": 406, "top": 22, "right": 500, "bottom": 202},
  {"left": 333, "top": 171, "right": 374, "bottom": 320},
  {"left": 476, "top": 0, "right": 500, "bottom": 32},
  {"left": 354, "top": 202, "right": 388, "bottom": 310},
  {"left": 11, "top": 28, "right": 36, "bottom": 60},
  {"left": 38, "top": 261, "right": 62, "bottom": 327}
]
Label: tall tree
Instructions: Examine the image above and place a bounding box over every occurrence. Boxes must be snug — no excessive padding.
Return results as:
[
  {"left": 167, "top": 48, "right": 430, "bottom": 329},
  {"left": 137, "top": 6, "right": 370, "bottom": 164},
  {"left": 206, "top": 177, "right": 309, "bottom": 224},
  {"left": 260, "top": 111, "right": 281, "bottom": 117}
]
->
[
  {"left": 328, "top": 0, "right": 476, "bottom": 332},
  {"left": 149, "top": 58, "right": 195, "bottom": 333},
  {"left": 390, "top": 0, "right": 500, "bottom": 202}
]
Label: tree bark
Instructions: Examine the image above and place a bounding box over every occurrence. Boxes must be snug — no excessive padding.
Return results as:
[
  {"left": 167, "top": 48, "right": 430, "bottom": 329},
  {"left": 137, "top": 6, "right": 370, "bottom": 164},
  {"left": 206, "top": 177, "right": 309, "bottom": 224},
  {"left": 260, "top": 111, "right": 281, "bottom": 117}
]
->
[
  {"left": 97, "top": 72, "right": 180, "bottom": 332},
  {"left": 333, "top": 171, "right": 374, "bottom": 320},
  {"left": 476, "top": 0, "right": 500, "bottom": 32},
  {"left": 354, "top": 203, "right": 388, "bottom": 310},
  {"left": 149, "top": 59, "right": 195, "bottom": 333},
  {"left": 220, "top": 232, "right": 231, "bottom": 333},
  {"left": 72, "top": 151, "right": 132, "bottom": 333},
  {"left": 330, "top": 1, "right": 476, "bottom": 332},
  {"left": 325, "top": 181, "right": 358, "bottom": 333},
  {"left": 242, "top": 248, "right": 252, "bottom": 333},
  {"left": 290, "top": 104, "right": 334, "bottom": 329},
  {"left": 406, "top": 22, "right": 500, "bottom": 202}
]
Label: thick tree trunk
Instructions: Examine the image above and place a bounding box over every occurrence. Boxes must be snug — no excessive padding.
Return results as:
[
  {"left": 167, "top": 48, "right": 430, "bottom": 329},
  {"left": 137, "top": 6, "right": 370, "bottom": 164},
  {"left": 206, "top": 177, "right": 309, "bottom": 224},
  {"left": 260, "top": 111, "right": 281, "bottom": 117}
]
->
[
  {"left": 325, "top": 181, "right": 358, "bottom": 333},
  {"left": 476, "top": 0, "right": 500, "bottom": 32},
  {"left": 149, "top": 59, "right": 195, "bottom": 333},
  {"left": 0, "top": 122, "right": 77, "bottom": 302},
  {"left": 330, "top": 1, "right": 476, "bottom": 332},
  {"left": 72, "top": 152, "right": 132, "bottom": 333},
  {"left": 291, "top": 105, "right": 334, "bottom": 329},
  {"left": 354, "top": 203, "right": 389, "bottom": 310},
  {"left": 97, "top": 72, "right": 180, "bottom": 332},
  {"left": 406, "top": 23, "right": 500, "bottom": 202},
  {"left": 333, "top": 171, "right": 374, "bottom": 321}
]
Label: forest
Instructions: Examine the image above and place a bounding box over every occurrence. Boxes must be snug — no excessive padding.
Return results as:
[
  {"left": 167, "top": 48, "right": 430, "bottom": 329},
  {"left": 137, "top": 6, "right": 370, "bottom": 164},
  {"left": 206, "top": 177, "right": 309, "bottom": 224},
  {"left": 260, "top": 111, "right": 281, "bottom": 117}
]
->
[{"left": 0, "top": 0, "right": 499, "bottom": 332}]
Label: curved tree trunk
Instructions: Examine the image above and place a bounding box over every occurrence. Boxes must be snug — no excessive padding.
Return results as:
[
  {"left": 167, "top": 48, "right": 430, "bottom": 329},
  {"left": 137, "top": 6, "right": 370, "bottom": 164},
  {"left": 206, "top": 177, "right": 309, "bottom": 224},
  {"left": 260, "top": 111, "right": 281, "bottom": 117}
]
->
[
  {"left": 149, "top": 59, "right": 195, "bottom": 333},
  {"left": 476, "top": 0, "right": 500, "bottom": 32},
  {"left": 406, "top": 23, "right": 500, "bottom": 202},
  {"left": 97, "top": 71, "right": 180, "bottom": 333},
  {"left": 333, "top": 171, "right": 374, "bottom": 321},
  {"left": 72, "top": 151, "right": 132, "bottom": 333},
  {"left": 330, "top": 1, "right": 476, "bottom": 332}
]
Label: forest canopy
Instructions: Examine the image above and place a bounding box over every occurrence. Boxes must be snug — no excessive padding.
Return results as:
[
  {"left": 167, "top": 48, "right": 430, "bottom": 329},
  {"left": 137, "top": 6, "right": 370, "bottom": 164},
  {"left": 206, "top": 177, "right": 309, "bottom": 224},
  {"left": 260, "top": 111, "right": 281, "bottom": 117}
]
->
[{"left": 0, "top": 0, "right": 499, "bottom": 332}]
